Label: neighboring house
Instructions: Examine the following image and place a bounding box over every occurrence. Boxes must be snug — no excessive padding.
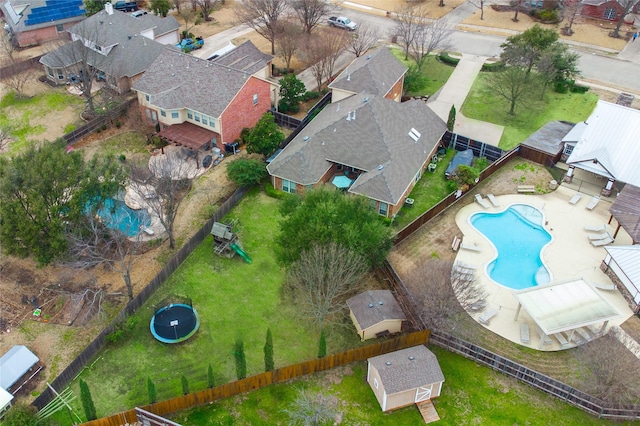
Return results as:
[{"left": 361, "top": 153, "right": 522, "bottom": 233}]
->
[
  {"left": 268, "top": 46, "right": 446, "bottom": 218},
  {"left": 564, "top": 101, "right": 640, "bottom": 195},
  {"left": 580, "top": 0, "right": 640, "bottom": 21},
  {"left": 328, "top": 47, "right": 407, "bottom": 103},
  {"left": 0, "top": 387, "right": 13, "bottom": 418},
  {"left": 39, "top": 3, "right": 179, "bottom": 93},
  {"left": 367, "top": 345, "right": 445, "bottom": 412},
  {"left": 518, "top": 121, "right": 574, "bottom": 166},
  {"left": 133, "top": 41, "right": 275, "bottom": 156},
  {"left": 0, "top": 0, "right": 85, "bottom": 47},
  {"left": 0, "top": 345, "right": 41, "bottom": 395},
  {"left": 603, "top": 244, "right": 640, "bottom": 313},
  {"left": 346, "top": 290, "right": 406, "bottom": 340}
]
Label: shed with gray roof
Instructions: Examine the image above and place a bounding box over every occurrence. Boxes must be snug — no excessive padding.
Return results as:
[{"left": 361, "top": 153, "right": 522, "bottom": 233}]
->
[
  {"left": 346, "top": 290, "right": 405, "bottom": 340},
  {"left": 367, "top": 345, "right": 445, "bottom": 412},
  {"left": 0, "top": 345, "right": 41, "bottom": 395}
]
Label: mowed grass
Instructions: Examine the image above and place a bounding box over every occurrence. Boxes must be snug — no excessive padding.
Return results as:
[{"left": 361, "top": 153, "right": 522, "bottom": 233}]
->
[
  {"left": 462, "top": 73, "right": 598, "bottom": 150},
  {"left": 393, "top": 149, "right": 456, "bottom": 229},
  {"left": 170, "top": 346, "right": 632, "bottom": 426},
  {"left": 0, "top": 90, "right": 85, "bottom": 153},
  {"left": 53, "top": 189, "right": 364, "bottom": 421},
  {"left": 390, "top": 49, "right": 455, "bottom": 96}
]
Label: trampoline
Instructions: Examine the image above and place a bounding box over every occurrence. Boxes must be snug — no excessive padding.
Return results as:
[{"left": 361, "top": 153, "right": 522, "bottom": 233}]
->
[{"left": 150, "top": 303, "right": 200, "bottom": 344}]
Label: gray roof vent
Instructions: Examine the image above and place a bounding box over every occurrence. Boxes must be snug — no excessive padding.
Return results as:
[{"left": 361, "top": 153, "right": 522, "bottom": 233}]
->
[
  {"left": 377, "top": 164, "right": 384, "bottom": 171},
  {"left": 366, "top": 55, "right": 371, "bottom": 59},
  {"left": 368, "top": 303, "right": 374, "bottom": 308},
  {"left": 378, "top": 301, "right": 383, "bottom": 305},
  {"left": 408, "top": 356, "right": 415, "bottom": 361},
  {"left": 303, "top": 136, "right": 309, "bottom": 141},
  {"left": 385, "top": 361, "right": 392, "bottom": 366},
  {"left": 363, "top": 97, "right": 368, "bottom": 103},
  {"left": 347, "top": 74, "right": 350, "bottom": 81},
  {"left": 408, "top": 127, "right": 421, "bottom": 143}
]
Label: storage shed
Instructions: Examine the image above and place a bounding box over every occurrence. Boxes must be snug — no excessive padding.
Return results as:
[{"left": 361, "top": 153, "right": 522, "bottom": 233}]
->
[
  {"left": 0, "top": 345, "right": 41, "bottom": 394},
  {"left": 346, "top": 290, "right": 405, "bottom": 340},
  {"left": 367, "top": 345, "right": 445, "bottom": 412},
  {"left": 0, "top": 387, "right": 13, "bottom": 418}
]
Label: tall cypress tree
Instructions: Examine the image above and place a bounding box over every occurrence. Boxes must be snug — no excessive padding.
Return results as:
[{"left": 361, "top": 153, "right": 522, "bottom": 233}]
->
[
  {"left": 207, "top": 364, "right": 215, "bottom": 388},
  {"left": 447, "top": 105, "right": 456, "bottom": 132},
  {"left": 318, "top": 329, "right": 327, "bottom": 358},
  {"left": 234, "top": 340, "right": 247, "bottom": 379},
  {"left": 147, "top": 377, "right": 157, "bottom": 403},
  {"left": 181, "top": 375, "right": 190, "bottom": 395},
  {"left": 79, "top": 379, "right": 97, "bottom": 421},
  {"left": 264, "top": 328, "right": 274, "bottom": 372}
]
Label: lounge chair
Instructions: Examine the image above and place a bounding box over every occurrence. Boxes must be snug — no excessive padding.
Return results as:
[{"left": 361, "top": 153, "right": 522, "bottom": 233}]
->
[
  {"left": 479, "top": 307, "right": 499, "bottom": 325},
  {"left": 584, "top": 224, "right": 606, "bottom": 232},
  {"left": 451, "top": 236, "right": 461, "bottom": 252},
  {"left": 587, "top": 231, "right": 610, "bottom": 241},
  {"left": 591, "top": 236, "right": 614, "bottom": 247},
  {"left": 474, "top": 194, "right": 491, "bottom": 209},
  {"left": 460, "top": 242, "right": 482, "bottom": 252},
  {"left": 569, "top": 193, "right": 582, "bottom": 205},
  {"left": 595, "top": 283, "right": 616, "bottom": 291},
  {"left": 520, "top": 324, "right": 530, "bottom": 343},
  {"left": 555, "top": 332, "right": 570, "bottom": 347},
  {"left": 586, "top": 196, "right": 601, "bottom": 210},
  {"left": 487, "top": 193, "right": 500, "bottom": 207}
]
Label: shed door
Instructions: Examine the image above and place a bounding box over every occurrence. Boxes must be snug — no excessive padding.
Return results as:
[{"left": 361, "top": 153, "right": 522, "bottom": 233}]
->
[{"left": 415, "top": 385, "right": 432, "bottom": 402}]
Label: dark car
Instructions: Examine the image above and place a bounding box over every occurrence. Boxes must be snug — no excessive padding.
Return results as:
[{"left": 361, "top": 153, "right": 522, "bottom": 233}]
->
[{"left": 445, "top": 149, "right": 474, "bottom": 179}]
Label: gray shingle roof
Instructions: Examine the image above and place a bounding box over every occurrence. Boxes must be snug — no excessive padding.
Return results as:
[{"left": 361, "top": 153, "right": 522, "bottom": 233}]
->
[
  {"left": 521, "top": 121, "right": 573, "bottom": 156},
  {"left": 211, "top": 40, "right": 273, "bottom": 75},
  {"left": 346, "top": 290, "right": 405, "bottom": 329},
  {"left": 368, "top": 345, "right": 444, "bottom": 394},
  {"left": 132, "top": 48, "right": 258, "bottom": 118},
  {"left": 267, "top": 94, "right": 447, "bottom": 205},
  {"left": 329, "top": 47, "right": 408, "bottom": 97}
]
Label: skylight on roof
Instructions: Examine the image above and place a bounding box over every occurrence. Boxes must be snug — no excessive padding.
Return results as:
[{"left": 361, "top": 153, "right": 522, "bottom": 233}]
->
[{"left": 408, "top": 128, "right": 421, "bottom": 142}]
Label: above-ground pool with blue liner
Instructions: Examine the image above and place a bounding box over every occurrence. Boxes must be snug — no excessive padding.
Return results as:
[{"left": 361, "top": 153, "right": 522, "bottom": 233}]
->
[
  {"left": 95, "top": 198, "right": 151, "bottom": 237},
  {"left": 470, "top": 204, "right": 552, "bottom": 290}
]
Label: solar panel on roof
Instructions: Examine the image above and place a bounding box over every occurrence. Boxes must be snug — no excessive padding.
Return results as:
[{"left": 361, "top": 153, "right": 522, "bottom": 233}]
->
[{"left": 24, "top": 0, "right": 85, "bottom": 26}]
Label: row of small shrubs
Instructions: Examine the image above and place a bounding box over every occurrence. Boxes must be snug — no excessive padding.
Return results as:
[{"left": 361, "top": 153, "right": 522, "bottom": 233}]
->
[
  {"left": 265, "top": 181, "right": 288, "bottom": 199},
  {"left": 438, "top": 52, "right": 460, "bottom": 66},
  {"left": 481, "top": 61, "right": 505, "bottom": 72},
  {"left": 554, "top": 79, "right": 590, "bottom": 94}
]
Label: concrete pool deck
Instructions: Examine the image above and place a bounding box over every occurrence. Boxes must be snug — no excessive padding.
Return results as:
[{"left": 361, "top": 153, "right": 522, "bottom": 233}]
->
[{"left": 454, "top": 185, "right": 635, "bottom": 352}]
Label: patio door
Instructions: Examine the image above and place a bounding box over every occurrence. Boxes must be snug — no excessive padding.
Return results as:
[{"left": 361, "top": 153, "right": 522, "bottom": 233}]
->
[{"left": 415, "top": 385, "right": 432, "bottom": 402}]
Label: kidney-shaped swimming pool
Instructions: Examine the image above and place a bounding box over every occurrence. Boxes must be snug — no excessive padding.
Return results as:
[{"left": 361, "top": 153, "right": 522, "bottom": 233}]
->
[{"left": 470, "top": 204, "right": 552, "bottom": 290}]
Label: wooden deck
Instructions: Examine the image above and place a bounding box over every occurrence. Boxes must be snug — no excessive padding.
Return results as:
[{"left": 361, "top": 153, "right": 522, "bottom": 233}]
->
[{"left": 416, "top": 400, "right": 440, "bottom": 424}]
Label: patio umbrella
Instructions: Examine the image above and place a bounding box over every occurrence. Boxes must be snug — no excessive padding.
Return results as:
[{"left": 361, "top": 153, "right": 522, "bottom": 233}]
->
[{"left": 332, "top": 175, "right": 353, "bottom": 189}]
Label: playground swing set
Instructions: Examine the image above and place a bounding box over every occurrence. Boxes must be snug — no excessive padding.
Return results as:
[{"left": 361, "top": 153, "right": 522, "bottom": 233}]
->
[{"left": 210, "top": 219, "right": 252, "bottom": 263}]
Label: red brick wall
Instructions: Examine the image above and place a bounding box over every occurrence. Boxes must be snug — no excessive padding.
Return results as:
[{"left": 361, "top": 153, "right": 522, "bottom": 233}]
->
[
  {"left": 220, "top": 77, "right": 271, "bottom": 144},
  {"left": 581, "top": 2, "right": 623, "bottom": 20},
  {"left": 15, "top": 23, "right": 73, "bottom": 47},
  {"left": 385, "top": 77, "right": 404, "bottom": 102}
]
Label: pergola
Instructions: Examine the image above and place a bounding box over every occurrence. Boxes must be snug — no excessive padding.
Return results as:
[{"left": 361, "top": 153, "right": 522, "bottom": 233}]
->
[
  {"left": 609, "top": 184, "right": 640, "bottom": 244},
  {"left": 514, "top": 279, "right": 620, "bottom": 349}
]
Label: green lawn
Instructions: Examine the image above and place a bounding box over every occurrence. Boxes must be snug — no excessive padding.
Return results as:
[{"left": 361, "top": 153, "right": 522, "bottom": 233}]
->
[
  {"left": 390, "top": 49, "right": 455, "bottom": 96},
  {"left": 170, "top": 346, "right": 632, "bottom": 425},
  {"left": 462, "top": 73, "right": 598, "bottom": 150},
  {"left": 0, "top": 90, "right": 85, "bottom": 153},
  {"left": 51, "top": 189, "right": 365, "bottom": 422},
  {"left": 393, "top": 149, "right": 456, "bottom": 229}
]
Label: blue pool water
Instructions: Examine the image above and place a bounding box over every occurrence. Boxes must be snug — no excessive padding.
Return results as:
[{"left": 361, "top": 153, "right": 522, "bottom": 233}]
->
[
  {"left": 96, "top": 198, "right": 151, "bottom": 237},
  {"left": 470, "top": 204, "right": 552, "bottom": 290}
]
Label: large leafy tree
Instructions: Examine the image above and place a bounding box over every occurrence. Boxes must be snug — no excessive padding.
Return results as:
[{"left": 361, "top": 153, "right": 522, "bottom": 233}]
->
[
  {"left": 150, "top": 0, "right": 171, "bottom": 16},
  {"left": 278, "top": 73, "right": 306, "bottom": 113},
  {"left": 85, "top": 0, "right": 108, "bottom": 16},
  {"left": 500, "top": 24, "right": 559, "bottom": 77},
  {"left": 226, "top": 158, "right": 267, "bottom": 187},
  {"left": 276, "top": 187, "right": 394, "bottom": 268},
  {"left": 245, "top": 112, "right": 285, "bottom": 156},
  {"left": 0, "top": 141, "right": 124, "bottom": 265}
]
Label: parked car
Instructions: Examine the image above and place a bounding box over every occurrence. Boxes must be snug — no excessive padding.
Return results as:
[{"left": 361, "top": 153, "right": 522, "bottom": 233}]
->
[
  {"left": 113, "top": 1, "right": 138, "bottom": 12},
  {"left": 176, "top": 37, "right": 204, "bottom": 52},
  {"left": 445, "top": 149, "right": 474, "bottom": 179},
  {"left": 131, "top": 10, "right": 148, "bottom": 18},
  {"left": 327, "top": 16, "right": 357, "bottom": 31}
]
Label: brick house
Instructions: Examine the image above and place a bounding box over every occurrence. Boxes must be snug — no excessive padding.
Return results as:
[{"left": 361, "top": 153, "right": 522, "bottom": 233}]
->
[
  {"left": 39, "top": 4, "right": 179, "bottom": 93},
  {"left": 132, "top": 41, "right": 276, "bottom": 155},
  {"left": 346, "top": 290, "right": 406, "bottom": 340},
  {"left": 266, "top": 48, "right": 447, "bottom": 218},
  {"left": 0, "top": 0, "right": 85, "bottom": 47},
  {"left": 580, "top": 0, "right": 640, "bottom": 21}
]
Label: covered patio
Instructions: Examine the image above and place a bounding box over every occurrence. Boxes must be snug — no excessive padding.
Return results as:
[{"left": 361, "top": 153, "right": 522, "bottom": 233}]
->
[
  {"left": 608, "top": 184, "right": 640, "bottom": 244},
  {"left": 158, "top": 122, "right": 219, "bottom": 168},
  {"left": 514, "top": 278, "right": 621, "bottom": 349}
]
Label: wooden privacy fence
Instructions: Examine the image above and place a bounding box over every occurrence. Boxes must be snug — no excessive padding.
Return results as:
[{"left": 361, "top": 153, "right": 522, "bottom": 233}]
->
[
  {"left": 429, "top": 331, "right": 640, "bottom": 420},
  {"left": 32, "top": 188, "right": 248, "bottom": 411},
  {"left": 62, "top": 98, "right": 137, "bottom": 145},
  {"left": 276, "top": 91, "right": 332, "bottom": 149},
  {"left": 0, "top": 55, "right": 42, "bottom": 79},
  {"left": 81, "top": 330, "right": 431, "bottom": 426}
]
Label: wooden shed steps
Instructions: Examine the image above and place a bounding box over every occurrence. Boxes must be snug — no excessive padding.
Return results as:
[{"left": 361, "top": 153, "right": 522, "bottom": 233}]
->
[{"left": 416, "top": 400, "right": 440, "bottom": 424}]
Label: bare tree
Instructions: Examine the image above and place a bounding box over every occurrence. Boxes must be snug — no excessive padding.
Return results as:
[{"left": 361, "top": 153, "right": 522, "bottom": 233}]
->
[
  {"left": 512, "top": 0, "right": 524, "bottom": 22},
  {"left": 392, "top": 5, "right": 429, "bottom": 60},
  {"left": 409, "top": 18, "right": 451, "bottom": 71},
  {"left": 235, "top": 0, "right": 288, "bottom": 55},
  {"left": 196, "top": 0, "right": 220, "bottom": 22},
  {"left": 469, "top": 0, "right": 486, "bottom": 20},
  {"left": 129, "top": 157, "right": 194, "bottom": 250},
  {"left": 282, "top": 388, "right": 339, "bottom": 426},
  {"left": 0, "top": 126, "right": 12, "bottom": 152},
  {"left": 0, "top": 33, "right": 36, "bottom": 97},
  {"left": 611, "top": 0, "right": 638, "bottom": 38},
  {"left": 485, "top": 65, "right": 534, "bottom": 115},
  {"left": 298, "top": 29, "right": 349, "bottom": 92},
  {"left": 179, "top": 6, "right": 202, "bottom": 38},
  {"left": 283, "top": 242, "right": 368, "bottom": 330},
  {"left": 275, "top": 19, "right": 303, "bottom": 68},
  {"left": 288, "top": 0, "right": 333, "bottom": 34},
  {"left": 403, "top": 259, "right": 486, "bottom": 331},
  {"left": 171, "top": 0, "right": 184, "bottom": 12},
  {"left": 561, "top": 0, "right": 581, "bottom": 35},
  {"left": 346, "top": 23, "right": 381, "bottom": 57},
  {"left": 575, "top": 330, "right": 640, "bottom": 405}
]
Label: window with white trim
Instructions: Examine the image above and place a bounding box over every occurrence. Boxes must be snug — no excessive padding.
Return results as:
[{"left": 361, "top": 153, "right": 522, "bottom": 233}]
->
[
  {"left": 282, "top": 179, "right": 296, "bottom": 194},
  {"left": 46, "top": 67, "right": 54, "bottom": 78},
  {"left": 253, "top": 93, "right": 258, "bottom": 105},
  {"left": 160, "top": 110, "right": 166, "bottom": 117},
  {"left": 378, "top": 202, "right": 388, "bottom": 216},
  {"left": 57, "top": 70, "right": 64, "bottom": 80},
  {"left": 603, "top": 7, "right": 616, "bottom": 19},
  {"left": 194, "top": 112, "right": 201, "bottom": 122},
  {"left": 563, "top": 144, "right": 575, "bottom": 156},
  {"left": 145, "top": 94, "right": 150, "bottom": 101},
  {"left": 374, "top": 378, "right": 379, "bottom": 389},
  {"left": 171, "top": 111, "right": 179, "bottom": 119},
  {"left": 187, "top": 110, "right": 193, "bottom": 119}
]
